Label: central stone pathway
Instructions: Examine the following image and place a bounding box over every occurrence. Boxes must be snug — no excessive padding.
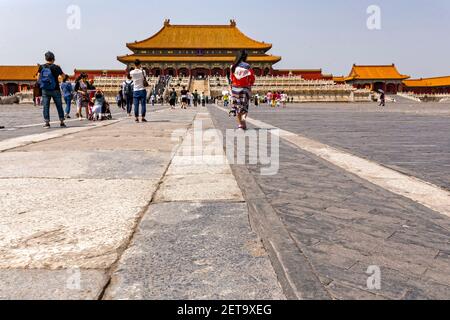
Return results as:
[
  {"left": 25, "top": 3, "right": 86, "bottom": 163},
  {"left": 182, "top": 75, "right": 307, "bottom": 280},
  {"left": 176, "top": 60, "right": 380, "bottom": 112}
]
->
[
  {"left": 0, "top": 108, "right": 283, "bottom": 300},
  {"left": 104, "top": 112, "right": 284, "bottom": 300}
]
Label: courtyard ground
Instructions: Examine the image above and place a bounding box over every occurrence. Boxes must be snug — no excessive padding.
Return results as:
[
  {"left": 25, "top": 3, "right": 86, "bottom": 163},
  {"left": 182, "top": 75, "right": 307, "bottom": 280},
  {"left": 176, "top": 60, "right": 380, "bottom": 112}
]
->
[{"left": 0, "top": 101, "right": 449, "bottom": 300}]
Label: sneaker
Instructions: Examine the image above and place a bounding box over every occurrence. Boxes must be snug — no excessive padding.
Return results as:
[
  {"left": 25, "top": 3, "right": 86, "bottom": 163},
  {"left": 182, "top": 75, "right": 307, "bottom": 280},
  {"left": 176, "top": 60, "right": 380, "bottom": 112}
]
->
[
  {"left": 65, "top": 115, "right": 71, "bottom": 119},
  {"left": 60, "top": 122, "right": 67, "bottom": 128},
  {"left": 43, "top": 123, "right": 51, "bottom": 129},
  {"left": 135, "top": 118, "right": 139, "bottom": 123},
  {"left": 141, "top": 118, "right": 148, "bottom": 123}
]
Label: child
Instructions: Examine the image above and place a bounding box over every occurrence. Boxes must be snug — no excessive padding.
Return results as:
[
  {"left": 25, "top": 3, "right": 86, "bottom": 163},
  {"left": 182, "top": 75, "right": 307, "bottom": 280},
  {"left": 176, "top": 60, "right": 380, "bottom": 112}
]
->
[
  {"left": 267, "top": 92, "right": 272, "bottom": 107},
  {"left": 229, "top": 50, "right": 256, "bottom": 130},
  {"left": 281, "top": 92, "right": 287, "bottom": 108},
  {"left": 223, "top": 92, "right": 230, "bottom": 107},
  {"left": 92, "top": 90, "right": 105, "bottom": 121},
  {"left": 276, "top": 92, "right": 281, "bottom": 108}
]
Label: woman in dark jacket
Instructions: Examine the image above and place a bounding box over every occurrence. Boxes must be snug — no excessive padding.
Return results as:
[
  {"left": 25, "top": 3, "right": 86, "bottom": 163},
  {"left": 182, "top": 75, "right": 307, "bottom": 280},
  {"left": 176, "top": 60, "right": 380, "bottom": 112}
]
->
[
  {"left": 33, "top": 82, "right": 42, "bottom": 106},
  {"left": 74, "top": 73, "right": 89, "bottom": 120}
]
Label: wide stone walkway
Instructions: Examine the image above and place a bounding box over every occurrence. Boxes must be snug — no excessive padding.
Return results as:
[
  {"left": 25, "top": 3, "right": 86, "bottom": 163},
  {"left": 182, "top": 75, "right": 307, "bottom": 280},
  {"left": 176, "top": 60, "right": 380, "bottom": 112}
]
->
[
  {"left": 104, "top": 111, "right": 283, "bottom": 300},
  {"left": 209, "top": 102, "right": 450, "bottom": 300},
  {"left": 0, "top": 107, "right": 283, "bottom": 300},
  {"left": 1, "top": 101, "right": 449, "bottom": 300},
  {"left": 0, "top": 104, "right": 167, "bottom": 142}
]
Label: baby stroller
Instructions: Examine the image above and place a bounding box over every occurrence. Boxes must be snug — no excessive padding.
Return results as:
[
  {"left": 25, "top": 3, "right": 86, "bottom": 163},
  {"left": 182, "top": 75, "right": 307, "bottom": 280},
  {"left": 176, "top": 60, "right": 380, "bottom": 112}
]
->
[
  {"left": 89, "top": 90, "right": 112, "bottom": 121},
  {"left": 88, "top": 100, "right": 112, "bottom": 121},
  {"left": 102, "top": 101, "right": 112, "bottom": 120}
]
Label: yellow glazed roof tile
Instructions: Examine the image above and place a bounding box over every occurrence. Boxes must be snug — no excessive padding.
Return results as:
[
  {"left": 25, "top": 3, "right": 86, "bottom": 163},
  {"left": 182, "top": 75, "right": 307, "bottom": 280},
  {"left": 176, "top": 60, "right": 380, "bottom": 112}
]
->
[{"left": 127, "top": 20, "right": 272, "bottom": 50}]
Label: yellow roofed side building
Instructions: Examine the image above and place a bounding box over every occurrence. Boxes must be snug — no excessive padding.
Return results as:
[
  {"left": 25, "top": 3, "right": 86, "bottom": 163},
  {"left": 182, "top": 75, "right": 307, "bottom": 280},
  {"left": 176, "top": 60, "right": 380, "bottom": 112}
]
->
[
  {"left": 0, "top": 65, "right": 39, "bottom": 96},
  {"left": 117, "top": 19, "right": 281, "bottom": 78},
  {"left": 403, "top": 76, "right": 450, "bottom": 94},
  {"left": 343, "top": 64, "right": 410, "bottom": 94}
]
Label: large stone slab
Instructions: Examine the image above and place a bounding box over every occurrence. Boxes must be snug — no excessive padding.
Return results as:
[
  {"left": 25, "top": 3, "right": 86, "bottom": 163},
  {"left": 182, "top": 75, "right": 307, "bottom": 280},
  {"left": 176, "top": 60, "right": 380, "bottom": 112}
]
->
[
  {"left": 0, "top": 121, "right": 119, "bottom": 152},
  {"left": 0, "top": 178, "right": 159, "bottom": 269},
  {"left": 155, "top": 173, "right": 243, "bottom": 202},
  {"left": 0, "top": 269, "right": 107, "bottom": 300},
  {"left": 104, "top": 202, "right": 284, "bottom": 300},
  {"left": 0, "top": 151, "right": 170, "bottom": 180},
  {"left": 17, "top": 134, "right": 177, "bottom": 152},
  {"left": 166, "top": 163, "right": 232, "bottom": 176}
]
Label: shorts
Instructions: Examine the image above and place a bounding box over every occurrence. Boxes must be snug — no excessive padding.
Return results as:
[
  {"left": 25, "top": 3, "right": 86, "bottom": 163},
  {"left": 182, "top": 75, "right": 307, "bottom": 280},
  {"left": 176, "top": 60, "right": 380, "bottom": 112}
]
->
[{"left": 231, "top": 87, "right": 251, "bottom": 115}]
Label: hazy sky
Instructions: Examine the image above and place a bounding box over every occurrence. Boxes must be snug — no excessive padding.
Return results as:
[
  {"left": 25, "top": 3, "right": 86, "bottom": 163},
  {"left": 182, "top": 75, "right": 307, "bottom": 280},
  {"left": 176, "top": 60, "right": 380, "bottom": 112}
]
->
[{"left": 0, "top": 0, "right": 449, "bottom": 78}]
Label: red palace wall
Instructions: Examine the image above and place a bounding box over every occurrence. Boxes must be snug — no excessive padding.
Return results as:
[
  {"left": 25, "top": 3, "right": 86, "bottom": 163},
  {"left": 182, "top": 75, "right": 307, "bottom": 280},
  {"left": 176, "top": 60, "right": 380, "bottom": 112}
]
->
[
  {"left": 72, "top": 69, "right": 127, "bottom": 80},
  {"left": 271, "top": 69, "right": 331, "bottom": 80}
]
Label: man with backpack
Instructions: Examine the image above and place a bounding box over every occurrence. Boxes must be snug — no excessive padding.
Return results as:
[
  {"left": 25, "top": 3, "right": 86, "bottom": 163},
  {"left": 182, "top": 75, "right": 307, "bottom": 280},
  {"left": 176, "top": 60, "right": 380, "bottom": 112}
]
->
[
  {"left": 122, "top": 75, "right": 134, "bottom": 116},
  {"left": 38, "top": 51, "right": 67, "bottom": 129}
]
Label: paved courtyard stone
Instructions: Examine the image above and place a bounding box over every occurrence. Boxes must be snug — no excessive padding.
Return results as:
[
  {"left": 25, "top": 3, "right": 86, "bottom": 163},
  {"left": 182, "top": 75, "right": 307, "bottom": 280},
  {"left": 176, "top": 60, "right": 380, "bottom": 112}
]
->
[
  {"left": 208, "top": 103, "right": 450, "bottom": 300},
  {"left": 104, "top": 202, "right": 284, "bottom": 300}
]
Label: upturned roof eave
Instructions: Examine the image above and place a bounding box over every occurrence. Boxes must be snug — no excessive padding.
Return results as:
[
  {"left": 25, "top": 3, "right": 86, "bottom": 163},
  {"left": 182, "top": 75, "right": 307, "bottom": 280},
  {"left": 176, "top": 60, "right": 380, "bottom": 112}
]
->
[
  {"left": 126, "top": 44, "right": 273, "bottom": 51},
  {"left": 117, "top": 54, "right": 281, "bottom": 63}
]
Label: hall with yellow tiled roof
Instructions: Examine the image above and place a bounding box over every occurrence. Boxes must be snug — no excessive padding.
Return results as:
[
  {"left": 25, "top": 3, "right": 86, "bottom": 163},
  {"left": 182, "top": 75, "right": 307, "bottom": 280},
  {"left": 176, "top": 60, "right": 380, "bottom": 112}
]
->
[
  {"left": 0, "top": 65, "right": 39, "bottom": 96},
  {"left": 403, "top": 76, "right": 450, "bottom": 94},
  {"left": 117, "top": 19, "right": 281, "bottom": 77},
  {"left": 344, "top": 64, "right": 410, "bottom": 93}
]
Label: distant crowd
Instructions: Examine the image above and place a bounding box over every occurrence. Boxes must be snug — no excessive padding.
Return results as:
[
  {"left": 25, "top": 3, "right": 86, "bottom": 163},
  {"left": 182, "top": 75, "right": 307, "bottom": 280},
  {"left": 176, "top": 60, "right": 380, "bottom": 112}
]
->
[
  {"left": 35, "top": 53, "right": 153, "bottom": 127},
  {"left": 33, "top": 49, "right": 369, "bottom": 131}
]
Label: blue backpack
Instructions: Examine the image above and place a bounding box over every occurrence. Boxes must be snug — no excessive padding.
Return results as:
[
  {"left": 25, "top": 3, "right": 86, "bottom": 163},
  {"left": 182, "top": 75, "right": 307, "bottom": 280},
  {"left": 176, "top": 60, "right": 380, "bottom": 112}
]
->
[{"left": 39, "top": 66, "right": 56, "bottom": 90}]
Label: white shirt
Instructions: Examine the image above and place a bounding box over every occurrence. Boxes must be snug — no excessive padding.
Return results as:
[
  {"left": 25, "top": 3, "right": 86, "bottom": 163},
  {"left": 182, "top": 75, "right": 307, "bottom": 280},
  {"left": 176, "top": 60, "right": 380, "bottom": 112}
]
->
[{"left": 130, "top": 68, "right": 147, "bottom": 92}]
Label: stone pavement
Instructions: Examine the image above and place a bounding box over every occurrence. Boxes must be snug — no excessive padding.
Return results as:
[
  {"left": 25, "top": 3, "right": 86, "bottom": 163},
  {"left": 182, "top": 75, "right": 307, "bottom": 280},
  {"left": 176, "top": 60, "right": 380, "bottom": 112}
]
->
[
  {"left": 241, "top": 103, "right": 450, "bottom": 191},
  {"left": 2, "top": 100, "right": 449, "bottom": 300},
  {"left": 104, "top": 112, "right": 283, "bottom": 300},
  {"left": 0, "top": 104, "right": 168, "bottom": 142},
  {"left": 0, "top": 107, "right": 283, "bottom": 300},
  {"left": 208, "top": 102, "right": 450, "bottom": 300}
]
